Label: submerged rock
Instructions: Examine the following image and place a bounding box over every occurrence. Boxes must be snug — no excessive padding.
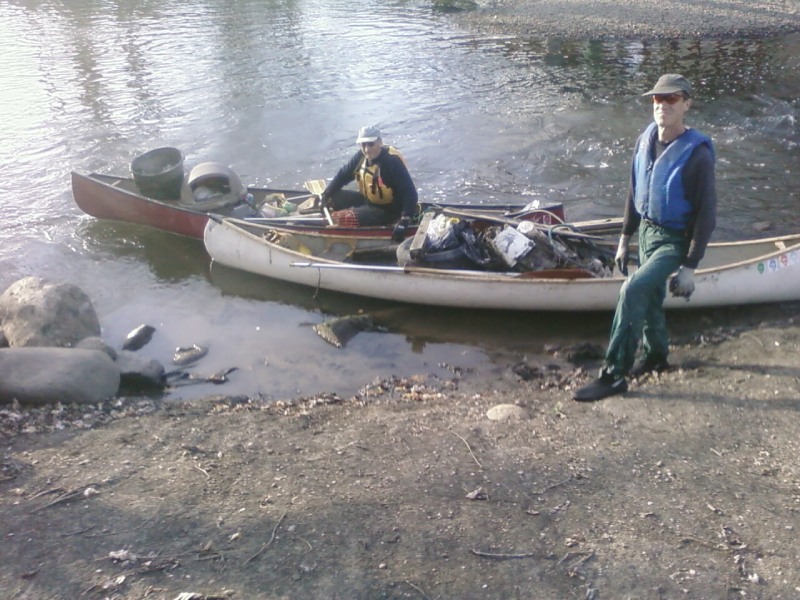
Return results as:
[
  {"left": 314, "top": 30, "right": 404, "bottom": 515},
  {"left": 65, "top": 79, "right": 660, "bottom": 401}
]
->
[{"left": 115, "top": 350, "right": 166, "bottom": 390}]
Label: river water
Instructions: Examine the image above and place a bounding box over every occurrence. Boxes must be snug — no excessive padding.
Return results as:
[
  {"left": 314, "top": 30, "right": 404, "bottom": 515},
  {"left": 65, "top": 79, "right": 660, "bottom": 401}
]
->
[{"left": 1, "top": 0, "right": 798, "bottom": 400}]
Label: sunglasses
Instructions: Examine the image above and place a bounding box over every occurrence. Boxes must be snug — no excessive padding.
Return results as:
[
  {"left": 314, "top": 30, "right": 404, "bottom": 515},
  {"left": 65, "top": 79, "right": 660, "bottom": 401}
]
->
[
  {"left": 652, "top": 94, "right": 685, "bottom": 105},
  {"left": 361, "top": 141, "right": 377, "bottom": 148}
]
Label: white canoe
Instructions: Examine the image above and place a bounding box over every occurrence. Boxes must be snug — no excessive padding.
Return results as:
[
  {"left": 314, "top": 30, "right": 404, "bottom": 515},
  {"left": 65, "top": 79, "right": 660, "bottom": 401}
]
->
[{"left": 204, "top": 217, "right": 800, "bottom": 311}]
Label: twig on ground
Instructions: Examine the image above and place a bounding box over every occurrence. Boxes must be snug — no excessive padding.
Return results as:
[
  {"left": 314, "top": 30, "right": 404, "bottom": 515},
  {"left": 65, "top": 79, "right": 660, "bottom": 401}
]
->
[
  {"left": 30, "top": 484, "right": 100, "bottom": 513},
  {"left": 404, "top": 579, "right": 431, "bottom": 599},
  {"left": 61, "top": 525, "right": 97, "bottom": 537},
  {"left": 566, "top": 551, "right": 595, "bottom": 575},
  {"left": 471, "top": 549, "right": 537, "bottom": 559},
  {"left": 196, "top": 552, "right": 225, "bottom": 561},
  {"left": 556, "top": 550, "right": 594, "bottom": 567},
  {"left": 447, "top": 430, "right": 483, "bottom": 469},
  {"left": 84, "top": 509, "right": 162, "bottom": 538},
  {"left": 298, "top": 536, "right": 313, "bottom": 551},
  {"left": 243, "top": 511, "right": 287, "bottom": 564},
  {"left": 678, "top": 532, "right": 728, "bottom": 551},
  {"left": 741, "top": 332, "right": 765, "bottom": 347},
  {"left": 193, "top": 463, "right": 211, "bottom": 479},
  {"left": 29, "top": 486, "right": 65, "bottom": 500},
  {"left": 531, "top": 474, "right": 574, "bottom": 495}
]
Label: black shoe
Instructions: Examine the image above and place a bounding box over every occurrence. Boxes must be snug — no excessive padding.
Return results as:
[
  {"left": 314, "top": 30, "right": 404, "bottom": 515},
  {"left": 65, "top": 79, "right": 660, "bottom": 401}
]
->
[
  {"left": 573, "top": 372, "right": 627, "bottom": 402},
  {"left": 630, "top": 355, "right": 669, "bottom": 378}
]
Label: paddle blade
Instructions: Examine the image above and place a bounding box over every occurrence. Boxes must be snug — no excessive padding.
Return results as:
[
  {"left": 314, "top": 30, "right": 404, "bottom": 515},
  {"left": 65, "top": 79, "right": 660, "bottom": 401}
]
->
[
  {"left": 298, "top": 179, "right": 327, "bottom": 212},
  {"left": 304, "top": 179, "right": 326, "bottom": 195}
]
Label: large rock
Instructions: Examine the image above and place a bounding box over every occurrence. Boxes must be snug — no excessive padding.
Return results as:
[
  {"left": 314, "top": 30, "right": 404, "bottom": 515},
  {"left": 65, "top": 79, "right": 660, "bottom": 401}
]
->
[
  {"left": 0, "top": 277, "right": 101, "bottom": 347},
  {"left": 0, "top": 347, "right": 120, "bottom": 406}
]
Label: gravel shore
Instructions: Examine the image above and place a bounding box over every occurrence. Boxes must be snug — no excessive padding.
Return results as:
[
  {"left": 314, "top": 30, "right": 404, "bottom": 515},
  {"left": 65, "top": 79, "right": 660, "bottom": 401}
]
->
[{"left": 456, "top": 0, "right": 800, "bottom": 39}]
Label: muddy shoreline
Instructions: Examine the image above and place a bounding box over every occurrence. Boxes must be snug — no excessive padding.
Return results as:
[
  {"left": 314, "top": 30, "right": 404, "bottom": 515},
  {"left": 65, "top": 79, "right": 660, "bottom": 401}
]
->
[{"left": 3, "top": 313, "right": 800, "bottom": 598}]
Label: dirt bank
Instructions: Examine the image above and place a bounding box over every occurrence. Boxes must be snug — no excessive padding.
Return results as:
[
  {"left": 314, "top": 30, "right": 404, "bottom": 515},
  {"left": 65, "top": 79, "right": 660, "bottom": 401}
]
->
[{"left": 2, "top": 313, "right": 800, "bottom": 599}]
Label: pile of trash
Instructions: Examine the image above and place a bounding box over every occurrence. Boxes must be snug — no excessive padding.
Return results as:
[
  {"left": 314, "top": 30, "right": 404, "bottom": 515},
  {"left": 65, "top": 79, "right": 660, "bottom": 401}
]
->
[
  {"left": 399, "top": 213, "right": 615, "bottom": 277},
  {"left": 249, "top": 193, "right": 302, "bottom": 218}
]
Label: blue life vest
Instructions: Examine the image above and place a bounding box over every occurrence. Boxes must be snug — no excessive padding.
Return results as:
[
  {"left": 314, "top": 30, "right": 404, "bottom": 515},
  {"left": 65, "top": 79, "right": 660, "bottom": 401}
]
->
[{"left": 633, "top": 122, "right": 714, "bottom": 230}]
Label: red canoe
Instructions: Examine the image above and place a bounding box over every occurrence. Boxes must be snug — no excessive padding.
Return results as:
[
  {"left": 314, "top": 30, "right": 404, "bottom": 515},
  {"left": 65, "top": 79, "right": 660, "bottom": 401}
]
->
[{"left": 71, "top": 171, "right": 566, "bottom": 240}]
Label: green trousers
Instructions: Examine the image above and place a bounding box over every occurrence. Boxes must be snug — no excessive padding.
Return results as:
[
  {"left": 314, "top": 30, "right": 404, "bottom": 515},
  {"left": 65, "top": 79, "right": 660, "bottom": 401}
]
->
[{"left": 603, "top": 221, "right": 689, "bottom": 377}]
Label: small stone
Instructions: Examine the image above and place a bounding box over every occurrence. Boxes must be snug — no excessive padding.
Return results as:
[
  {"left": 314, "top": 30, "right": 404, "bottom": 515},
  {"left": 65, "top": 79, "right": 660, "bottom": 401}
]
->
[
  {"left": 486, "top": 404, "right": 528, "bottom": 421},
  {"left": 752, "top": 221, "right": 772, "bottom": 232}
]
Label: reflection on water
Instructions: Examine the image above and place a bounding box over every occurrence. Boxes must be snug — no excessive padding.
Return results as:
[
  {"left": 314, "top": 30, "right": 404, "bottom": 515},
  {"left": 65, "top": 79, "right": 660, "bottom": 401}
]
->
[
  {"left": 208, "top": 260, "right": 702, "bottom": 353},
  {"left": 502, "top": 36, "right": 789, "bottom": 100},
  {"left": 77, "top": 220, "right": 208, "bottom": 283},
  {"left": 0, "top": 0, "right": 798, "bottom": 399}
]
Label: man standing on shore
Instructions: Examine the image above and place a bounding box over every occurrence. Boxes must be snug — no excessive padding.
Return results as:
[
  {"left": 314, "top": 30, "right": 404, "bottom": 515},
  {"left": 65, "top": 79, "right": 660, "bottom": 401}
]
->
[{"left": 573, "top": 73, "right": 717, "bottom": 402}]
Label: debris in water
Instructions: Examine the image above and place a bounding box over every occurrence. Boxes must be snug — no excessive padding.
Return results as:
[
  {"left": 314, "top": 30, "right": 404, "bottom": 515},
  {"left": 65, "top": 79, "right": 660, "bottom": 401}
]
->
[
  {"left": 313, "top": 314, "right": 379, "bottom": 348},
  {"left": 121, "top": 324, "right": 156, "bottom": 351},
  {"left": 173, "top": 344, "right": 209, "bottom": 366},
  {"left": 165, "top": 367, "right": 237, "bottom": 386}
]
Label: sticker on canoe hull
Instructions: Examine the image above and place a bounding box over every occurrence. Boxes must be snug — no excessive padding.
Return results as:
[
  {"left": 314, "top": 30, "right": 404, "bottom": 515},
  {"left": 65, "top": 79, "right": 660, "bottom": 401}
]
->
[{"left": 758, "top": 249, "right": 799, "bottom": 274}]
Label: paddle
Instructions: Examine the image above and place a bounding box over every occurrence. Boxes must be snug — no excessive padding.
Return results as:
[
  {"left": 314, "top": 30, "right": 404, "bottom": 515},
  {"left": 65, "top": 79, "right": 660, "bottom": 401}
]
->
[
  {"left": 290, "top": 261, "right": 595, "bottom": 280},
  {"left": 305, "top": 179, "right": 334, "bottom": 226},
  {"left": 439, "top": 206, "right": 606, "bottom": 241},
  {"left": 283, "top": 192, "right": 319, "bottom": 203}
]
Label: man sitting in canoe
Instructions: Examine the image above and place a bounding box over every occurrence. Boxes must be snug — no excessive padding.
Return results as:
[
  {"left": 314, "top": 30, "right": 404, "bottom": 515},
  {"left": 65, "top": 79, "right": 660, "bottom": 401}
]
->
[{"left": 316, "top": 126, "right": 419, "bottom": 242}]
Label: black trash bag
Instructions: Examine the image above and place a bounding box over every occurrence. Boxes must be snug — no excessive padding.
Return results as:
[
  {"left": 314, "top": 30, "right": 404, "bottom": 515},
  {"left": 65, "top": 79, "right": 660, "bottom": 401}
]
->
[
  {"left": 423, "top": 215, "right": 462, "bottom": 253},
  {"left": 459, "top": 226, "right": 496, "bottom": 268},
  {"left": 417, "top": 216, "right": 497, "bottom": 270}
]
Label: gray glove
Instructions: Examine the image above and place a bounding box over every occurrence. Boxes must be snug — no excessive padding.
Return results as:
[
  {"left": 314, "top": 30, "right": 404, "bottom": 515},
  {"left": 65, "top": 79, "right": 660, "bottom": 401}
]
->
[
  {"left": 669, "top": 267, "right": 695, "bottom": 298},
  {"left": 614, "top": 235, "right": 631, "bottom": 276}
]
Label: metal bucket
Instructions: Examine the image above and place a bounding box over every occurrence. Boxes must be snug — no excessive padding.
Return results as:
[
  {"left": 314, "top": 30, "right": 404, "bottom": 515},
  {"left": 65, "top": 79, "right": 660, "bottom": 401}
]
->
[{"left": 131, "top": 147, "right": 185, "bottom": 200}]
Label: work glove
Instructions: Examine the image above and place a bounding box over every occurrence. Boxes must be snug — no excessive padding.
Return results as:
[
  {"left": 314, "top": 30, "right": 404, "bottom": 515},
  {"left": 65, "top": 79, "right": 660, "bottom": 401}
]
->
[
  {"left": 391, "top": 217, "right": 410, "bottom": 243},
  {"left": 614, "top": 235, "right": 631, "bottom": 276},
  {"left": 669, "top": 266, "right": 695, "bottom": 299}
]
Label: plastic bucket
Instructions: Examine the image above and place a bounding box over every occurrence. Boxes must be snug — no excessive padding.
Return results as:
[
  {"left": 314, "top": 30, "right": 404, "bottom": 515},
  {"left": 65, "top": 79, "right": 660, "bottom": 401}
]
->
[{"left": 131, "top": 147, "right": 185, "bottom": 200}]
